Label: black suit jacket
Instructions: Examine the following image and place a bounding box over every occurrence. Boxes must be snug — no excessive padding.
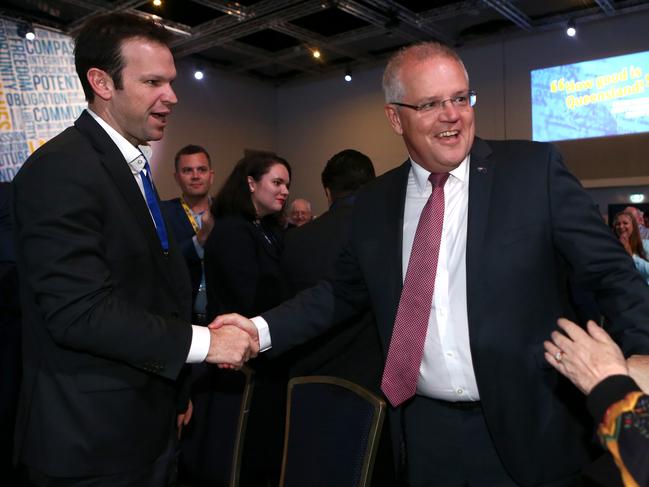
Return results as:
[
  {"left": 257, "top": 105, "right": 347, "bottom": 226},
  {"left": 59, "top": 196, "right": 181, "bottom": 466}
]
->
[
  {"left": 12, "top": 111, "right": 193, "bottom": 477},
  {"left": 204, "top": 215, "right": 284, "bottom": 319},
  {"left": 161, "top": 197, "right": 202, "bottom": 303},
  {"left": 280, "top": 199, "right": 384, "bottom": 394},
  {"left": 262, "top": 138, "right": 649, "bottom": 486}
]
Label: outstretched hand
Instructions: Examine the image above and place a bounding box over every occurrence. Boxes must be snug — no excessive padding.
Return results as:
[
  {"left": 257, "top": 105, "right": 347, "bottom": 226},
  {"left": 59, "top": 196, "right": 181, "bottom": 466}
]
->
[
  {"left": 205, "top": 323, "right": 259, "bottom": 369},
  {"left": 544, "top": 318, "right": 628, "bottom": 395},
  {"left": 205, "top": 313, "right": 260, "bottom": 369}
]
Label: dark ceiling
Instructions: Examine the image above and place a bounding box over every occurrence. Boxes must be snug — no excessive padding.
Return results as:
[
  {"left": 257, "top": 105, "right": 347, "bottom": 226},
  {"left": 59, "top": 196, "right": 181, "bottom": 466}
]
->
[{"left": 2, "top": 0, "right": 649, "bottom": 84}]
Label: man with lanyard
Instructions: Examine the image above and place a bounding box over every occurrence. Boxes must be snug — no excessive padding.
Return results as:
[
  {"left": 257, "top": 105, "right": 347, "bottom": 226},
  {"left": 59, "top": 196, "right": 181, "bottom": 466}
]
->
[{"left": 162, "top": 145, "right": 215, "bottom": 325}]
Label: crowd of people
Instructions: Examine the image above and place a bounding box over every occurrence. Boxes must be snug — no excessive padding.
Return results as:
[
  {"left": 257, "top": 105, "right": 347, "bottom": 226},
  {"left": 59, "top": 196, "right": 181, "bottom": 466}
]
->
[{"left": 1, "top": 10, "right": 649, "bottom": 487}]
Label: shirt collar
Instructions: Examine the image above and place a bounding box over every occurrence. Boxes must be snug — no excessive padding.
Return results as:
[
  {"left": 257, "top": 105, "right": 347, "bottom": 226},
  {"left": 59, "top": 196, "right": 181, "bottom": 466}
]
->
[
  {"left": 87, "top": 109, "right": 153, "bottom": 175},
  {"left": 409, "top": 154, "right": 470, "bottom": 193}
]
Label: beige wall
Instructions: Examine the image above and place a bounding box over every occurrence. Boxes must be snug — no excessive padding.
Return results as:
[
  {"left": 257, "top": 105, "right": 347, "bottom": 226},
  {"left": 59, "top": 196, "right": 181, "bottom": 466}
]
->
[
  {"left": 151, "top": 59, "right": 276, "bottom": 201},
  {"left": 275, "top": 64, "right": 402, "bottom": 215},
  {"left": 152, "top": 10, "right": 649, "bottom": 215}
]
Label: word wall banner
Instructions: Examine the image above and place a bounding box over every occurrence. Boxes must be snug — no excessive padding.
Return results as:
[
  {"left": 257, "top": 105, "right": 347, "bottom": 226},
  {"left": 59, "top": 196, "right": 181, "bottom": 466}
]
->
[{"left": 0, "top": 19, "right": 86, "bottom": 181}]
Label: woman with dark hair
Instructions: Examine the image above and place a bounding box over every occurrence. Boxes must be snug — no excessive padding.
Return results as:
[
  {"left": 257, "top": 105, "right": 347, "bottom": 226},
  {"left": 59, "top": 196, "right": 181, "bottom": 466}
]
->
[
  {"left": 205, "top": 154, "right": 290, "bottom": 318},
  {"left": 613, "top": 211, "right": 649, "bottom": 283},
  {"left": 204, "top": 154, "right": 291, "bottom": 487}
]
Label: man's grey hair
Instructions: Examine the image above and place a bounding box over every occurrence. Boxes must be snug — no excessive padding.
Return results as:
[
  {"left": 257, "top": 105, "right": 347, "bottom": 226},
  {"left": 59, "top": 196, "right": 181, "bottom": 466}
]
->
[
  {"left": 290, "top": 198, "right": 311, "bottom": 211},
  {"left": 382, "top": 42, "right": 469, "bottom": 103}
]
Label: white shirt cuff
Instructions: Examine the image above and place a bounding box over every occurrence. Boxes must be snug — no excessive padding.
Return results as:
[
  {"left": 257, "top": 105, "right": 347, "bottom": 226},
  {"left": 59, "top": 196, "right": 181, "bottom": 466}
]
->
[
  {"left": 186, "top": 325, "right": 210, "bottom": 363},
  {"left": 251, "top": 316, "right": 272, "bottom": 352},
  {"left": 192, "top": 235, "right": 204, "bottom": 258}
]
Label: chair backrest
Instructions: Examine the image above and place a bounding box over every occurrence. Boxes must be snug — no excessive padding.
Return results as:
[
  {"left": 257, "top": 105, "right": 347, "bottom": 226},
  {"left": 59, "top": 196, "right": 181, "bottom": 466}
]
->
[
  {"left": 279, "top": 376, "right": 386, "bottom": 487},
  {"left": 180, "top": 364, "right": 254, "bottom": 487}
]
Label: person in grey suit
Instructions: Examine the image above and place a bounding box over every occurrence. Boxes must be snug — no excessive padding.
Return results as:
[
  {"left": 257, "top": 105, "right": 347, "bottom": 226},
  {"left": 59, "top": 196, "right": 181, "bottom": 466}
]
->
[
  {"left": 12, "top": 13, "right": 255, "bottom": 486},
  {"left": 214, "top": 42, "right": 649, "bottom": 486}
]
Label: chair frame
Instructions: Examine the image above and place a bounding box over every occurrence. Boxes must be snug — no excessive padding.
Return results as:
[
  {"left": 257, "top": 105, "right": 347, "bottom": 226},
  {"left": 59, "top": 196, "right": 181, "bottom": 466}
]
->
[
  {"left": 229, "top": 365, "right": 255, "bottom": 487},
  {"left": 279, "top": 375, "right": 386, "bottom": 487}
]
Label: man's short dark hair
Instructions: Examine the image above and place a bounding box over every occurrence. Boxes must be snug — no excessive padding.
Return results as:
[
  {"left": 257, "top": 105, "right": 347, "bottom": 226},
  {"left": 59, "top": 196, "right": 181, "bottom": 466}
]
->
[
  {"left": 174, "top": 145, "right": 211, "bottom": 171},
  {"left": 321, "top": 149, "right": 375, "bottom": 201},
  {"left": 74, "top": 13, "right": 172, "bottom": 103}
]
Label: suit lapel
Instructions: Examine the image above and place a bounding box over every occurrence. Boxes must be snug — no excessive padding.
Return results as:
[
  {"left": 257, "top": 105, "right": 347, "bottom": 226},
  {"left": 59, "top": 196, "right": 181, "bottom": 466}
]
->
[
  {"left": 169, "top": 198, "right": 197, "bottom": 237},
  {"left": 388, "top": 161, "right": 411, "bottom": 304},
  {"left": 255, "top": 221, "right": 282, "bottom": 262},
  {"left": 74, "top": 112, "right": 176, "bottom": 287},
  {"left": 466, "top": 137, "right": 494, "bottom": 310}
]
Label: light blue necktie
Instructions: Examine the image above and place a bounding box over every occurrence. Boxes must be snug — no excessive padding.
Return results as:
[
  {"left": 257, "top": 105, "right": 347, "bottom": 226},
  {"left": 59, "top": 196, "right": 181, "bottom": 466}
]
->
[{"left": 140, "top": 161, "right": 169, "bottom": 253}]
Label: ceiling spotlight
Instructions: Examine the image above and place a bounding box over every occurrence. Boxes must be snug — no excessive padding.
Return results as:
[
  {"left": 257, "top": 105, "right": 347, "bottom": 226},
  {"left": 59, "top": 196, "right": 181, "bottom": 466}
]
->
[
  {"left": 193, "top": 69, "right": 204, "bottom": 80},
  {"left": 566, "top": 20, "right": 576, "bottom": 37},
  {"left": 344, "top": 69, "right": 352, "bottom": 82},
  {"left": 630, "top": 194, "right": 645, "bottom": 204},
  {"left": 17, "top": 22, "right": 35, "bottom": 41},
  {"left": 312, "top": 49, "right": 321, "bottom": 59},
  {"left": 152, "top": 0, "right": 162, "bottom": 6}
]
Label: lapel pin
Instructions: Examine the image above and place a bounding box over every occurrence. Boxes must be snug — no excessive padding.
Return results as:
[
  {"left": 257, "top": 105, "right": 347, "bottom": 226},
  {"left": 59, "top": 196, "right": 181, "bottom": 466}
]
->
[{"left": 476, "top": 166, "right": 487, "bottom": 174}]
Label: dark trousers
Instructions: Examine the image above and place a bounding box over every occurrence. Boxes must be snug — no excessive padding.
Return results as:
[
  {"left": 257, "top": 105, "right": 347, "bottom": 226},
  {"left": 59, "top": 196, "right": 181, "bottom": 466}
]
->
[
  {"left": 403, "top": 396, "right": 584, "bottom": 487},
  {"left": 20, "top": 432, "right": 178, "bottom": 487},
  {"left": 403, "top": 395, "right": 518, "bottom": 487}
]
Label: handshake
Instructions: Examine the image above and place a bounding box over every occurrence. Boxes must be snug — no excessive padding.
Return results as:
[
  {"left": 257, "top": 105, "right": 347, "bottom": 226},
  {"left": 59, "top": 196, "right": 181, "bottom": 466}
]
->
[{"left": 204, "top": 313, "right": 260, "bottom": 369}]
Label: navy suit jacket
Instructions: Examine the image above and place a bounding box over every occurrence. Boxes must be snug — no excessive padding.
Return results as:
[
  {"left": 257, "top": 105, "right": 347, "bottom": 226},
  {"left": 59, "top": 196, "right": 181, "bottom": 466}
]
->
[
  {"left": 12, "top": 111, "right": 193, "bottom": 477},
  {"left": 280, "top": 199, "right": 384, "bottom": 394},
  {"left": 161, "top": 198, "right": 203, "bottom": 304},
  {"left": 262, "top": 138, "right": 649, "bottom": 485}
]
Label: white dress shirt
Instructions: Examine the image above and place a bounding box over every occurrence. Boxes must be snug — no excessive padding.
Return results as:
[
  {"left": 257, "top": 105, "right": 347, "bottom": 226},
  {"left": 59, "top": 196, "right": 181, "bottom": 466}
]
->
[
  {"left": 87, "top": 109, "right": 210, "bottom": 363},
  {"left": 405, "top": 157, "right": 479, "bottom": 401}
]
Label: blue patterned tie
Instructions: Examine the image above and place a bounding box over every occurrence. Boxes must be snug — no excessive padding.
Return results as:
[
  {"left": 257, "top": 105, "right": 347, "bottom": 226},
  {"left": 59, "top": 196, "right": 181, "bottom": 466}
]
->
[{"left": 140, "top": 161, "right": 169, "bottom": 253}]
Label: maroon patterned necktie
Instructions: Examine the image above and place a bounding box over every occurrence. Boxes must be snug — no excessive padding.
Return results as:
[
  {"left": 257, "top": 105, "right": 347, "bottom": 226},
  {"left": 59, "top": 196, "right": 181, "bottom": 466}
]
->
[{"left": 381, "top": 172, "right": 449, "bottom": 407}]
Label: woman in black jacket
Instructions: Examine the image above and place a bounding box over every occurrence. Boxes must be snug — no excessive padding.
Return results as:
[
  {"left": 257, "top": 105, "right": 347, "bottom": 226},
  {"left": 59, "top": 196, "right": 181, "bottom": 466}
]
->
[{"left": 204, "top": 153, "right": 291, "bottom": 487}]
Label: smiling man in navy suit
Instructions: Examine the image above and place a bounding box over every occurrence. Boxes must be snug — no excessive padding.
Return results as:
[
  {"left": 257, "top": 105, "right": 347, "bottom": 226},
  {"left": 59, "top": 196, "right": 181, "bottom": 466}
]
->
[{"left": 215, "top": 42, "right": 649, "bottom": 486}]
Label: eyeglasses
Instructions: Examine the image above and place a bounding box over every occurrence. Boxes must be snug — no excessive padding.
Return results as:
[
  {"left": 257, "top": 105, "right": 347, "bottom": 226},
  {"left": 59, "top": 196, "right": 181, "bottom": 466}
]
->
[{"left": 390, "top": 90, "right": 477, "bottom": 113}]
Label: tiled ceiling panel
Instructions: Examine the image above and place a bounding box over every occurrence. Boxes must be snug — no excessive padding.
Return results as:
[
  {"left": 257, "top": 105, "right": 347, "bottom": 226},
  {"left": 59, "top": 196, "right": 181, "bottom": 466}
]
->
[
  {"left": 136, "top": 0, "right": 225, "bottom": 27},
  {"left": 1, "top": 0, "right": 648, "bottom": 84},
  {"left": 290, "top": 7, "right": 371, "bottom": 37}
]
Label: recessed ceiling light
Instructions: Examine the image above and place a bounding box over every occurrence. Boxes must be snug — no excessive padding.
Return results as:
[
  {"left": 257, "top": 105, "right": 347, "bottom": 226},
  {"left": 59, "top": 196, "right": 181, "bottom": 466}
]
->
[
  {"left": 630, "top": 194, "right": 645, "bottom": 203},
  {"left": 566, "top": 20, "right": 576, "bottom": 37}
]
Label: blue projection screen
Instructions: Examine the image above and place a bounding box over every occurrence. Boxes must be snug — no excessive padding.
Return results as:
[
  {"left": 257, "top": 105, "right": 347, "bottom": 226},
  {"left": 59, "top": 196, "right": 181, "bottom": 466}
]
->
[{"left": 531, "top": 51, "right": 649, "bottom": 142}]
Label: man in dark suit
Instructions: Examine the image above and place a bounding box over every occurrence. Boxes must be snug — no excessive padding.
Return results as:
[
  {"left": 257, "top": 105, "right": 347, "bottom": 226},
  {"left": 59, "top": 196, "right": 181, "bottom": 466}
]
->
[
  {"left": 215, "top": 42, "right": 649, "bottom": 486},
  {"left": 281, "top": 149, "right": 397, "bottom": 487},
  {"left": 161, "top": 145, "right": 214, "bottom": 325},
  {"left": 12, "top": 13, "right": 256, "bottom": 486},
  {"left": 287, "top": 198, "right": 313, "bottom": 227},
  {"left": 281, "top": 149, "right": 382, "bottom": 391}
]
